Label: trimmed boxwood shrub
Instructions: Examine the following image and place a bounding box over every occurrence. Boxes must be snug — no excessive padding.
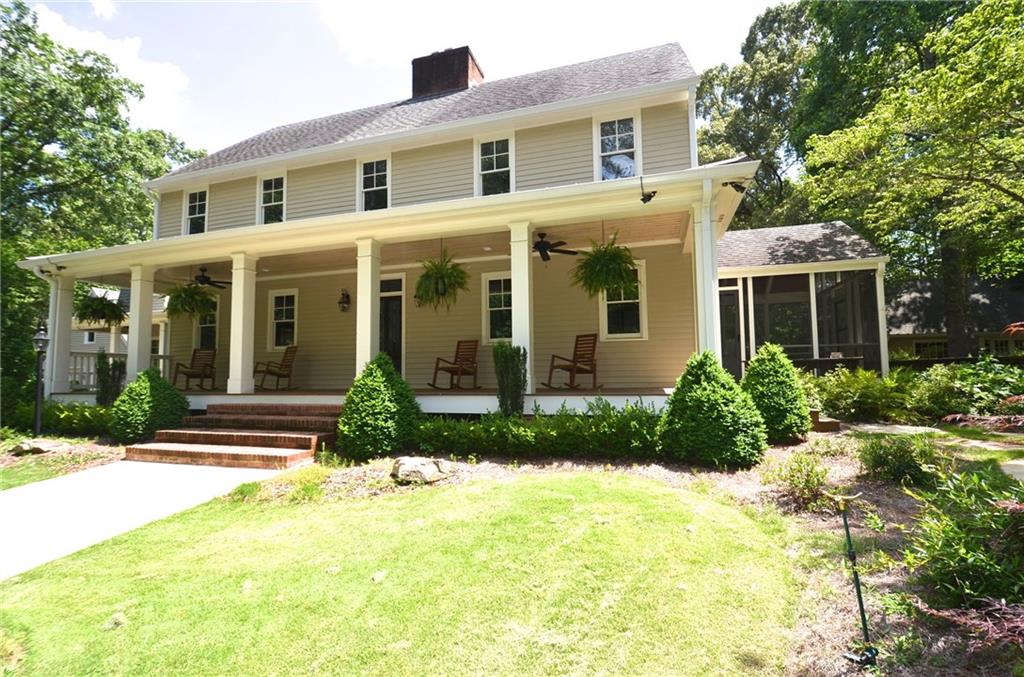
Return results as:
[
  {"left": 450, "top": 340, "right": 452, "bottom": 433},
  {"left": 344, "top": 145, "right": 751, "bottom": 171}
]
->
[
  {"left": 656, "top": 351, "right": 767, "bottom": 468},
  {"left": 493, "top": 343, "right": 527, "bottom": 417},
  {"left": 337, "top": 353, "right": 420, "bottom": 462},
  {"left": 110, "top": 367, "right": 189, "bottom": 443},
  {"left": 741, "top": 343, "right": 811, "bottom": 444},
  {"left": 369, "top": 352, "right": 422, "bottom": 449}
]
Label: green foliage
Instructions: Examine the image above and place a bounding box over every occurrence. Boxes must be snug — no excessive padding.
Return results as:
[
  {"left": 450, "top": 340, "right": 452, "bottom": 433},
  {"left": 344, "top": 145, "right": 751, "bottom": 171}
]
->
[
  {"left": 570, "top": 234, "right": 638, "bottom": 297},
  {"left": 492, "top": 343, "right": 527, "bottom": 416},
  {"left": 904, "top": 464, "right": 1024, "bottom": 606},
  {"left": 912, "top": 356, "right": 1024, "bottom": 418},
  {"left": 10, "top": 400, "right": 110, "bottom": 437},
  {"left": 109, "top": 367, "right": 189, "bottom": 443},
  {"left": 337, "top": 354, "right": 419, "bottom": 462},
  {"left": 764, "top": 451, "right": 828, "bottom": 508},
  {"left": 857, "top": 434, "right": 937, "bottom": 485},
  {"left": 413, "top": 250, "right": 469, "bottom": 310},
  {"left": 94, "top": 349, "right": 126, "bottom": 407},
  {"left": 165, "top": 284, "right": 218, "bottom": 320},
  {"left": 817, "top": 366, "right": 915, "bottom": 422},
  {"left": 796, "top": 368, "right": 822, "bottom": 411},
  {"left": 656, "top": 351, "right": 767, "bottom": 469},
  {"left": 741, "top": 343, "right": 812, "bottom": 443},
  {"left": 73, "top": 294, "right": 126, "bottom": 329},
  {"left": 371, "top": 352, "right": 421, "bottom": 449}
]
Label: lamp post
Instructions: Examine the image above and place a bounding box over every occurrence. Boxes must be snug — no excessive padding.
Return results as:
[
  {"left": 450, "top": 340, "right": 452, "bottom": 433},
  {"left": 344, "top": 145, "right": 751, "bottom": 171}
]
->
[{"left": 32, "top": 324, "right": 49, "bottom": 436}]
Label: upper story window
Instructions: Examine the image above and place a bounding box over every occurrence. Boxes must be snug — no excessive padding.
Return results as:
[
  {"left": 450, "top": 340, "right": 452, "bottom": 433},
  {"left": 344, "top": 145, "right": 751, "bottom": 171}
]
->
[
  {"left": 84, "top": 330, "right": 96, "bottom": 344},
  {"left": 186, "top": 190, "right": 207, "bottom": 234},
  {"left": 269, "top": 290, "right": 297, "bottom": 349},
  {"left": 599, "top": 117, "right": 636, "bottom": 180},
  {"left": 361, "top": 160, "right": 388, "bottom": 211},
  {"left": 599, "top": 261, "right": 647, "bottom": 340},
  {"left": 197, "top": 300, "right": 217, "bottom": 350},
  {"left": 479, "top": 139, "right": 510, "bottom": 195},
  {"left": 481, "top": 272, "right": 512, "bottom": 343},
  {"left": 261, "top": 177, "right": 284, "bottom": 224}
]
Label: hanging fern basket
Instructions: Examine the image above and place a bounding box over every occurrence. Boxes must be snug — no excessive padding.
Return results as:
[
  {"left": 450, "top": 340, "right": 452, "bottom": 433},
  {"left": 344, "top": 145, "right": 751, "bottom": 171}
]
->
[
  {"left": 414, "top": 249, "right": 469, "bottom": 310},
  {"left": 74, "top": 294, "right": 127, "bottom": 329},
  {"left": 166, "top": 283, "right": 218, "bottom": 319},
  {"left": 570, "top": 234, "right": 639, "bottom": 297}
]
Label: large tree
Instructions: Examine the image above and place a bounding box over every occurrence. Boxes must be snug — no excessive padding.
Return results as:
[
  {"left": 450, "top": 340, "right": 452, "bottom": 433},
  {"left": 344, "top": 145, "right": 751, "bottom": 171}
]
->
[
  {"left": 0, "top": 0, "right": 202, "bottom": 420},
  {"left": 805, "top": 0, "right": 1024, "bottom": 355}
]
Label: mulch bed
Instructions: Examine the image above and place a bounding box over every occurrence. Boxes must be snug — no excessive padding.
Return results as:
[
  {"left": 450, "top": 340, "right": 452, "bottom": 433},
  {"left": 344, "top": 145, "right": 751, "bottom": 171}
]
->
[{"left": 942, "top": 413, "right": 1024, "bottom": 433}]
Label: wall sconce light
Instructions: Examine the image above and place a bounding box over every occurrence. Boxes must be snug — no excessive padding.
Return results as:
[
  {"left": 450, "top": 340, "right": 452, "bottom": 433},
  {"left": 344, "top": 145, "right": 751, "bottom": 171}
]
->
[{"left": 337, "top": 289, "right": 351, "bottom": 313}]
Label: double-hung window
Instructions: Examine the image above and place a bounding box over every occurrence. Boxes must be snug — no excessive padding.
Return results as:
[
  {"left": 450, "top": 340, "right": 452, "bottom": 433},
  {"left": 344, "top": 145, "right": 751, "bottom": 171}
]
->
[
  {"left": 598, "top": 117, "right": 637, "bottom": 180},
  {"left": 261, "top": 177, "right": 284, "bottom": 223},
  {"left": 600, "top": 261, "right": 646, "bottom": 339},
  {"left": 479, "top": 139, "right": 510, "bottom": 195},
  {"left": 84, "top": 330, "right": 96, "bottom": 345},
  {"left": 186, "top": 190, "right": 207, "bottom": 234},
  {"left": 197, "top": 300, "right": 217, "bottom": 350},
  {"left": 361, "top": 160, "right": 388, "bottom": 210},
  {"left": 482, "top": 273, "right": 512, "bottom": 342},
  {"left": 269, "top": 290, "right": 297, "bottom": 349}
]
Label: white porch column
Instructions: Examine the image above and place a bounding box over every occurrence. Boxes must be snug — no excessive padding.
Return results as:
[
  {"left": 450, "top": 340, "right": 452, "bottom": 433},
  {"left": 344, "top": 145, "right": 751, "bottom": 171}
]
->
[
  {"left": 227, "top": 253, "right": 259, "bottom": 393},
  {"left": 355, "top": 238, "right": 381, "bottom": 373},
  {"left": 509, "top": 221, "right": 534, "bottom": 393},
  {"left": 126, "top": 264, "right": 155, "bottom": 382},
  {"left": 692, "top": 179, "right": 720, "bottom": 358},
  {"left": 107, "top": 325, "right": 121, "bottom": 354},
  {"left": 875, "top": 262, "right": 890, "bottom": 375},
  {"left": 48, "top": 275, "right": 75, "bottom": 395}
]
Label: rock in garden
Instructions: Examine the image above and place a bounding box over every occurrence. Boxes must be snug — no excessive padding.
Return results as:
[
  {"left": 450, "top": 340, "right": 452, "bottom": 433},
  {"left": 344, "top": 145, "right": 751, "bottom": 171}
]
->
[
  {"left": 390, "top": 457, "right": 452, "bottom": 484},
  {"left": 13, "top": 439, "right": 63, "bottom": 456}
]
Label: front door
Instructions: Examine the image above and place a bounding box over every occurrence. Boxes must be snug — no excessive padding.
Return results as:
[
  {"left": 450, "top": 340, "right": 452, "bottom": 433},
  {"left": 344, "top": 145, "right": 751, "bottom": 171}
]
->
[
  {"left": 719, "top": 288, "right": 742, "bottom": 380},
  {"left": 379, "top": 278, "right": 403, "bottom": 373}
]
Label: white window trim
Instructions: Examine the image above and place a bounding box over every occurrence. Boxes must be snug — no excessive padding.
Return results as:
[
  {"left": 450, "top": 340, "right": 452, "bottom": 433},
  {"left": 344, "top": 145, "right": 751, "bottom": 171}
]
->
[
  {"left": 267, "top": 288, "right": 298, "bottom": 352},
  {"left": 474, "top": 135, "right": 515, "bottom": 197},
  {"left": 592, "top": 112, "right": 643, "bottom": 182},
  {"left": 356, "top": 155, "right": 392, "bottom": 212},
  {"left": 193, "top": 297, "right": 219, "bottom": 350},
  {"left": 598, "top": 259, "right": 648, "bottom": 341},
  {"left": 480, "top": 270, "right": 513, "bottom": 345},
  {"left": 180, "top": 185, "right": 209, "bottom": 236},
  {"left": 379, "top": 272, "right": 406, "bottom": 377},
  {"left": 83, "top": 330, "right": 96, "bottom": 345},
  {"left": 256, "top": 175, "right": 287, "bottom": 225}
]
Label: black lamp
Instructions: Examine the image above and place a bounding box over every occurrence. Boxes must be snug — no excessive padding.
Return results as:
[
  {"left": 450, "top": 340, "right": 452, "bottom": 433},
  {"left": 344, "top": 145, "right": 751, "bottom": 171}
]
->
[
  {"left": 337, "top": 289, "right": 351, "bottom": 313},
  {"left": 32, "top": 324, "right": 49, "bottom": 435}
]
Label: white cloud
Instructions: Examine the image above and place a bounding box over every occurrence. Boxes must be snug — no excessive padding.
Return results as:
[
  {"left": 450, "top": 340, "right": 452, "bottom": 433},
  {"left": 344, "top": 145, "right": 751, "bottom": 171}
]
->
[
  {"left": 33, "top": 4, "right": 189, "bottom": 136},
  {"left": 90, "top": 0, "right": 116, "bottom": 20}
]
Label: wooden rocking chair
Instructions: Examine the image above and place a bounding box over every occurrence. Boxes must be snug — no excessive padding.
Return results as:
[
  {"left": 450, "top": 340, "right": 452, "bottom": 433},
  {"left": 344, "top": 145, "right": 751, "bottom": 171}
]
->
[
  {"left": 254, "top": 345, "right": 298, "bottom": 390},
  {"left": 542, "top": 333, "right": 599, "bottom": 389},
  {"left": 428, "top": 340, "right": 480, "bottom": 390},
  {"left": 173, "top": 348, "right": 217, "bottom": 391}
]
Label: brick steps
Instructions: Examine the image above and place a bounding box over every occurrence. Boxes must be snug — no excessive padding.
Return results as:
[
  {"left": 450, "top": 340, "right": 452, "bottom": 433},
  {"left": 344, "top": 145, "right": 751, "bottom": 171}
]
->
[
  {"left": 182, "top": 414, "right": 338, "bottom": 433},
  {"left": 126, "top": 442, "right": 313, "bottom": 469},
  {"left": 155, "top": 428, "right": 334, "bottom": 451},
  {"left": 811, "top": 410, "right": 841, "bottom": 433},
  {"left": 206, "top": 403, "right": 341, "bottom": 417}
]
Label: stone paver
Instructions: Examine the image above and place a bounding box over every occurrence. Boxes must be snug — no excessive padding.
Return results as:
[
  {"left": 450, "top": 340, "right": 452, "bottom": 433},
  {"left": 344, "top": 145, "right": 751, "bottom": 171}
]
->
[
  {"left": 845, "top": 422, "right": 942, "bottom": 435},
  {"left": 0, "top": 461, "right": 277, "bottom": 579},
  {"left": 1000, "top": 459, "right": 1024, "bottom": 483}
]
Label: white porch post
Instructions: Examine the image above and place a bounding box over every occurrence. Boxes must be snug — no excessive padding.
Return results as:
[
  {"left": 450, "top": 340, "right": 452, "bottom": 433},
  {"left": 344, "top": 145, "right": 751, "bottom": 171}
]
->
[
  {"left": 48, "top": 275, "right": 75, "bottom": 395},
  {"left": 227, "top": 253, "right": 259, "bottom": 393},
  {"left": 107, "top": 325, "right": 121, "bottom": 354},
  {"left": 355, "top": 237, "right": 381, "bottom": 373},
  {"left": 126, "top": 264, "right": 154, "bottom": 382},
  {"left": 875, "top": 262, "right": 890, "bottom": 375},
  {"left": 509, "top": 221, "right": 534, "bottom": 393},
  {"left": 808, "top": 272, "right": 820, "bottom": 361},
  {"left": 692, "top": 179, "right": 720, "bottom": 358}
]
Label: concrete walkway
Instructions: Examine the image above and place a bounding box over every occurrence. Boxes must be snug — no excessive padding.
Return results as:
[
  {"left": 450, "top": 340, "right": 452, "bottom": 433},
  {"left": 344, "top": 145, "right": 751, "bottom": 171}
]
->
[{"left": 0, "top": 461, "right": 277, "bottom": 580}]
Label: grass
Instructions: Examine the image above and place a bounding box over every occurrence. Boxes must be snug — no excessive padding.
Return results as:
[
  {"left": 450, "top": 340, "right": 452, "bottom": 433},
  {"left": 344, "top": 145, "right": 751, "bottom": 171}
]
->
[
  {"left": 0, "top": 449, "right": 110, "bottom": 491},
  {"left": 0, "top": 473, "right": 798, "bottom": 675}
]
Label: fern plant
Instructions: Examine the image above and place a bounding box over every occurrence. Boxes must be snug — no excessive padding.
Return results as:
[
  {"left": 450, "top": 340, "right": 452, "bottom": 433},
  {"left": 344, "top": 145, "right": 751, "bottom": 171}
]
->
[
  {"left": 74, "top": 293, "right": 127, "bottom": 329},
  {"left": 414, "top": 250, "right": 469, "bottom": 310},
  {"left": 166, "top": 283, "right": 217, "bottom": 319},
  {"left": 570, "top": 234, "right": 638, "bottom": 297}
]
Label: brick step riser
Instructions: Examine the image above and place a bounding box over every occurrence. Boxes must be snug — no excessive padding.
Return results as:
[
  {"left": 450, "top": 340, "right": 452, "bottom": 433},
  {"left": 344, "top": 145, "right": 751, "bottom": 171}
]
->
[
  {"left": 183, "top": 416, "right": 337, "bottom": 433},
  {"left": 126, "top": 446, "right": 313, "bottom": 470},
  {"left": 154, "top": 430, "right": 335, "bottom": 451},
  {"left": 205, "top": 404, "right": 341, "bottom": 417}
]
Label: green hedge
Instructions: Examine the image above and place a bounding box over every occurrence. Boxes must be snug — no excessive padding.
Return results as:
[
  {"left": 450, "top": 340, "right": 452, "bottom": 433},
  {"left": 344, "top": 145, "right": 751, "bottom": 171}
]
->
[
  {"left": 337, "top": 353, "right": 421, "bottom": 462},
  {"left": 10, "top": 400, "right": 111, "bottom": 437},
  {"left": 741, "top": 343, "right": 811, "bottom": 443},
  {"left": 656, "top": 351, "right": 767, "bottom": 469},
  {"left": 110, "top": 367, "right": 189, "bottom": 443}
]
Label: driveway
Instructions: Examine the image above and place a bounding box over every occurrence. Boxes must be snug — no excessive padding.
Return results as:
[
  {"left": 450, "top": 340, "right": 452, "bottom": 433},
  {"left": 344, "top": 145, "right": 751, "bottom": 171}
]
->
[{"left": 0, "top": 461, "right": 278, "bottom": 580}]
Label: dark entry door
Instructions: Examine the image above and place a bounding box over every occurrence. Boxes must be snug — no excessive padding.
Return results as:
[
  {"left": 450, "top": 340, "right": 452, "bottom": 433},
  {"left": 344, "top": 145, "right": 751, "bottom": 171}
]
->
[
  {"left": 379, "top": 296, "right": 402, "bottom": 372},
  {"left": 719, "top": 289, "right": 742, "bottom": 380}
]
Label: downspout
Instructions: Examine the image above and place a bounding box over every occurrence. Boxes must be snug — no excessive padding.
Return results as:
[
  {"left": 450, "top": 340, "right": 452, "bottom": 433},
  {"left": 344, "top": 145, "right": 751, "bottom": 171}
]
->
[
  {"left": 688, "top": 85, "right": 699, "bottom": 168},
  {"left": 29, "top": 266, "right": 58, "bottom": 397}
]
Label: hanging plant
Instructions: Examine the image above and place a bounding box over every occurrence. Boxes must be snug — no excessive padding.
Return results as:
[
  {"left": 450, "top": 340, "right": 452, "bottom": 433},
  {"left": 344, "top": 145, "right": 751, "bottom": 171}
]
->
[
  {"left": 166, "top": 283, "right": 218, "bottom": 319},
  {"left": 414, "top": 249, "right": 469, "bottom": 310},
  {"left": 74, "top": 294, "right": 127, "bottom": 329},
  {"left": 570, "top": 233, "right": 638, "bottom": 297}
]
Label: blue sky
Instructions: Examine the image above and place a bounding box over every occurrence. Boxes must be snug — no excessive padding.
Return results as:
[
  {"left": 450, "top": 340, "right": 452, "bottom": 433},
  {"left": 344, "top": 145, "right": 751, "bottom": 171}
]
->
[{"left": 34, "top": 0, "right": 777, "bottom": 153}]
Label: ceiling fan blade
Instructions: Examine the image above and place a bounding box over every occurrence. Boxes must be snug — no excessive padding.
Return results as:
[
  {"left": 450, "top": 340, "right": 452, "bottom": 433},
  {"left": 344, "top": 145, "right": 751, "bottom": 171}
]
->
[
  {"left": 548, "top": 240, "right": 567, "bottom": 249},
  {"left": 550, "top": 248, "right": 579, "bottom": 256},
  {"left": 539, "top": 249, "right": 551, "bottom": 262},
  {"left": 212, "top": 279, "right": 231, "bottom": 285},
  {"left": 208, "top": 281, "right": 227, "bottom": 289}
]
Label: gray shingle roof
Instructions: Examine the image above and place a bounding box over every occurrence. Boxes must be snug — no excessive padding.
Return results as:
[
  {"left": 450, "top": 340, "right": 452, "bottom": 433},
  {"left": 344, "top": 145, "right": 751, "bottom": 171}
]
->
[
  {"left": 169, "top": 43, "right": 695, "bottom": 177},
  {"left": 717, "top": 222, "right": 883, "bottom": 269}
]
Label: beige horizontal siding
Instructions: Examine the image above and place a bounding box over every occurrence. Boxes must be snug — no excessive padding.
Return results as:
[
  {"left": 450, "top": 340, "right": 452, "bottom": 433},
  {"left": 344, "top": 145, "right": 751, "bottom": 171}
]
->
[
  {"left": 157, "top": 190, "right": 183, "bottom": 239},
  {"left": 392, "top": 140, "right": 474, "bottom": 207},
  {"left": 515, "top": 119, "right": 593, "bottom": 191},
  {"left": 208, "top": 177, "right": 256, "bottom": 231},
  {"left": 286, "top": 161, "right": 356, "bottom": 221},
  {"left": 641, "top": 103, "right": 691, "bottom": 174}
]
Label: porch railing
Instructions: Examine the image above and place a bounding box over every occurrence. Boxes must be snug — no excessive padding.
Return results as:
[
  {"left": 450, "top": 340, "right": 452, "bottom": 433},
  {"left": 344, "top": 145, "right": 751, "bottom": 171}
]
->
[{"left": 68, "top": 352, "right": 172, "bottom": 392}]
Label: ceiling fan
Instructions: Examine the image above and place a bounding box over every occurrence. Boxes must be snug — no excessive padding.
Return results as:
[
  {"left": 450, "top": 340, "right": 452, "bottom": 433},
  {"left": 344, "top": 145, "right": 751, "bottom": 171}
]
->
[
  {"left": 533, "top": 233, "right": 578, "bottom": 262},
  {"left": 193, "top": 267, "right": 231, "bottom": 289}
]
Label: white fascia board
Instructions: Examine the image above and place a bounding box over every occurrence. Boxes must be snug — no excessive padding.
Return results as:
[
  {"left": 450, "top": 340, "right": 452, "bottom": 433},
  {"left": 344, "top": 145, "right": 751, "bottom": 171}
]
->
[
  {"left": 717, "top": 256, "right": 891, "bottom": 278},
  {"left": 146, "top": 77, "right": 700, "bottom": 192}
]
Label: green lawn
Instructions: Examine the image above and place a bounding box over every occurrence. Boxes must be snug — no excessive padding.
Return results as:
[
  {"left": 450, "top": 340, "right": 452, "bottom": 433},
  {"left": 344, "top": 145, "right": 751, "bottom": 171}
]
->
[
  {"left": 0, "top": 451, "right": 109, "bottom": 491},
  {"left": 0, "top": 473, "right": 797, "bottom": 675}
]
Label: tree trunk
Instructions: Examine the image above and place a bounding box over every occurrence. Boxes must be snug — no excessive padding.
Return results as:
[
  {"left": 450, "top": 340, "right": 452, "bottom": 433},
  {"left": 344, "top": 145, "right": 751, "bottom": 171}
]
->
[{"left": 940, "top": 236, "right": 972, "bottom": 357}]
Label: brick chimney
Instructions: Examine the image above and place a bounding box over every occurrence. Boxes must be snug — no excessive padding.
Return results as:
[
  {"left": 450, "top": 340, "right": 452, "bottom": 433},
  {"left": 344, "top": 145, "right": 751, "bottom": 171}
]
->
[{"left": 412, "top": 46, "right": 484, "bottom": 99}]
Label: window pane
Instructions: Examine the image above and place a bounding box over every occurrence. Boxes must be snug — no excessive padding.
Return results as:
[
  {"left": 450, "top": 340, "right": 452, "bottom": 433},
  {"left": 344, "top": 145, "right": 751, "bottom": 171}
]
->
[
  {"left": 494, "top": 154, "right": 509, "bottom": 170},
  {"left": 607, "top": 302, "right": 640, "bottom": 335},
  {"left": 380, "top": 278, "right": 402, "bottom": 293},
  {"left": 481, "top": 155, "right": 495, "bottom": 171},
  {"left": 490, "top": 308, "right": 512, "bottom": 339},
  {"left": 481, "top": 141, "right": 493, "bottom": 156},
  {"left": 495, "top": 139, "right": 508, "bottom": 154},
  {"left": 263, "top": 203, "right": 284, "bottom": 223},
  {"left": 199, "top": 325, "right": 216, "bottom": 349},
  {"left": 363, "top": 175, "right": 375, "bottom": 189},
  {"left": 363, "top": 162, "right": 374, "bottom": 176},
  {"left": 617, "top": 118, "right": 633, "bottom": 134},
  {"left": 600, "top": 121, "right": 616, "bottom": 136},
  {"left": 482, "top": 170, "right": 510, "bottom": 195},
  {"left": 375, "top": 160, "right": 387, "bottom": 173},
  {"left": 601, "top": 153, "right": 635, "bottom": 180},
  {"left": 488, "top": 279, "right": 503, "bottom": 294},
  {"left": 601, "top": 137, "right": 616, "bottom": 153},
  {"left": 188, "top": 216, "right": 205, "bottom": 234},
  {"left": 364, "top": 188, "right": 387, "bottom": 211},
  {"left": 275, "top": 322, "right": 294, "bottom": 347},
  {"left": 618, "top": 133, "right": 634, "bottom": 151}
]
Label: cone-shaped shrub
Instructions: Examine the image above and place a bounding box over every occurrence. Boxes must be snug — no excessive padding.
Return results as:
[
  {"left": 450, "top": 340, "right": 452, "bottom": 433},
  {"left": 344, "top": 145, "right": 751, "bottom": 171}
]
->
[
  {"left": 741, "top": 343, "right": 812, "bottom": 443},
  {"left": 110, "top": 367, "right": 189, "bottom": 443},
  {"left": 337, "top": 353, "right": 421, "bottom": 462},
  {"left": 370, "top": 352, "right": 422, "bottom": 448},
  {"left": 656, "top": 350, "right": 767, "bottom": 468}
]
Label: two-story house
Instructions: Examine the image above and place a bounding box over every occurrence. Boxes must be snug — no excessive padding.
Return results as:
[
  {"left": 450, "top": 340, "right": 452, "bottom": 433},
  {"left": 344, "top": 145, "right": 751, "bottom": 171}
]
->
[{"left": 21, "top": 43, "right": 763, "bottom": 413}]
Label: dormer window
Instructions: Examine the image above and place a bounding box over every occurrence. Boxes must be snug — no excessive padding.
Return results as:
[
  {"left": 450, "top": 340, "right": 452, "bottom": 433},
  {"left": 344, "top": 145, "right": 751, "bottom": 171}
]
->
[
  {"left": 479, "top": 139, "right": 510, "bottom": 195},
  {"left": 261, "top": 177, "right": 285, "bottom": 223},
  {"left": 186, "top": 190, "right": 207, "bottom": 234},
  {"left": 361, "top": 160, "right": 388, "bottom": 211},
  {"left": 599, "top": 117, "right": 636, "bottom": 180}
]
